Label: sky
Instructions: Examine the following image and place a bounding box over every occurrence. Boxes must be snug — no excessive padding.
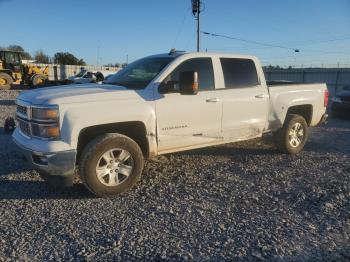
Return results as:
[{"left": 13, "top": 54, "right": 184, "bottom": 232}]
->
[{"left": 1, "top": 0, "right": 350, "bottom": 67}]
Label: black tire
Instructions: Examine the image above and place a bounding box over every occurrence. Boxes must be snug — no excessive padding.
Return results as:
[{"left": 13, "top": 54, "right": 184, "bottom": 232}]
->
[
  {"left": 31, "top": 74, "right": 47, "bottom": 86},
  {"left": 79, "top": 133, "right": 144, "bottom": 197},
  {"left": 94, "top": 71, "right": 104, "bottom": 82},
  {"left": 4, "top": 117, "right": 16, "bottom": 133},
  {"left": 0, "top": 73, "right": 13, "bottom": 90},
  {"left": 273, "top": 114, "right": 309, "bottom": 154}
]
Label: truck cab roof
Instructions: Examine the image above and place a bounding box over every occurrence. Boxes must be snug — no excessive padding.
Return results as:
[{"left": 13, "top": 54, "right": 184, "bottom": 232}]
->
[
  {"left": 0, "top": 50, "right": 23, "bottom": 53},
  {"left": 145, "top": 51, "right": 258, "bottom": 61}
]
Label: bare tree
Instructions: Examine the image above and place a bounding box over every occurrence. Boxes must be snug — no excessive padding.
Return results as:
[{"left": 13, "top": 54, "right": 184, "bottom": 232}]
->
[{"left": 34, "top": 50, "right": 51, "bottom": 64}]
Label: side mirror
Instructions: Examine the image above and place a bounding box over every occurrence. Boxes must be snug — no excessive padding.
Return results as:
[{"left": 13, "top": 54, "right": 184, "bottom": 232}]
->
[
  {"left": 159, "top": 80, "right": 175, "bottom": 94},
  {"left": 179, "top": 71, "right": 198, "bottom": 95}
]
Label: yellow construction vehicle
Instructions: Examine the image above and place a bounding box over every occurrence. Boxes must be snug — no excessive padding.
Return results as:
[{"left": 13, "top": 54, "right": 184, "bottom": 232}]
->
[{"left": 0, "top": 50, "right": 49, "bottom": 89}]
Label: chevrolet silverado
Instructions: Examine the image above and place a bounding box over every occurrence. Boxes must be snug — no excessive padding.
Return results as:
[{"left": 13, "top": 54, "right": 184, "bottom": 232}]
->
[{"left": 13, "top": 51, "right": 329, "bottom": 196}]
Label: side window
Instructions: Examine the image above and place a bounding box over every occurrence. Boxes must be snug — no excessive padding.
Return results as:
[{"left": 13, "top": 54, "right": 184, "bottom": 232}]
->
[
  {"left": 220, "top": 58, "right": 259, "bottom": 89},
  {"left": 84, "top": 72, "right": 93, "bottom": 78},
  {"left": 164, "top": 58, "right": 215, "bottom": 91},
  {"left": 4, "top": 53, "right": 20, "bottom": 65}
]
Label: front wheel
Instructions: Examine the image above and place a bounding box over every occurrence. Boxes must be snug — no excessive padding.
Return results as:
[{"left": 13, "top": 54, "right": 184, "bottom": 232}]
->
[
  {"left": 0, "top": 73, "right": 13, "bottom": 90},
  {"left": 273, "top": 114, "right": 309, "bottom": 154},
  {"left": 31, "top": 74, "right": 47, "bottom": 87},
  {"left": 79, "top": 133, "right": 144, "bottom": 197}
]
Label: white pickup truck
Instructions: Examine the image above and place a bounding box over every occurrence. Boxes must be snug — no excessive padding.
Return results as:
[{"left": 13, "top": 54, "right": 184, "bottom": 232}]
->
[
  {"left": 67, "top": 69, "right": 118, "bottom": 84},
  {"left": 13, "top": 51, "right": 328, "bottom": 196}
]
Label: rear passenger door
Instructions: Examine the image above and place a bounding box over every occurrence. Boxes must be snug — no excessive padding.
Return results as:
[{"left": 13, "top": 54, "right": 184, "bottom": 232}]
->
[{"left": 219, "top": 58, "right": 269, "bottom": 140}]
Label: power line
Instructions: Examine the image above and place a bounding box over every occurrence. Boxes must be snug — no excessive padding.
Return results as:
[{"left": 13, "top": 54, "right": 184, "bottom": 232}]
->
[
  {"left": 204, "top": 34, "right": 350, "bottom": 52},
  {"left": 274, "top": 34, "right": 350, "bottom": 46},
  {"left": 207, "top": 46, "right": 350, "bottom": 57},
  {"left": 299, "top": 48, "right": 350, "bottom": 55},
  {"left": 172, "top": 6, "right": 190, "bottom": 48},
  {"left": 202, "top": 31, "right": 350, "bottom": 56},
  {"left": 202, "top": 31, "right": 300, "bottom": 52}
]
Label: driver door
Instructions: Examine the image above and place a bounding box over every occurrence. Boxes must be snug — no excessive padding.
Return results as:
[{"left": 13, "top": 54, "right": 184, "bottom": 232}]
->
[{"left": 155, "top": 57, "right": 222, "bottom": 152}]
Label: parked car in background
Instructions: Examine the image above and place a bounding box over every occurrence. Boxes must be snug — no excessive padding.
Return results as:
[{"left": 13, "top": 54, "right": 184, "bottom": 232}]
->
[
  {"left": 13, "top": 51, "right": 328, "bottom": 196},
  {"left": 331, "top": 85, "right": 350, "bottom": 115},
  {"left": 67, "top": 69, "right": 117, "bottom": 84}
]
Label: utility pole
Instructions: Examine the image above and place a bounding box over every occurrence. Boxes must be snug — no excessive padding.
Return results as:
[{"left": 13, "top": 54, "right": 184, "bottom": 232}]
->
[
  {"left": 192, "top": 0, "right": 201, "bottom": 52},
  {"left": 197, "top": 0, "right": 200, "bottom": 52}
]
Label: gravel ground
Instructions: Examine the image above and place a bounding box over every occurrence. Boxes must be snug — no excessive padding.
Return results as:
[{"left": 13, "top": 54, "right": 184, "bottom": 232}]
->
[{"left": 0, "top": 90, "right": 349, "bottom": 261}]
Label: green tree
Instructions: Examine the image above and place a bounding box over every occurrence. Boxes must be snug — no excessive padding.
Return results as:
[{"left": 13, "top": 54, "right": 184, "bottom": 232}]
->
[{"left": 53, "top": 52, "right": 86, "bottom": 65}]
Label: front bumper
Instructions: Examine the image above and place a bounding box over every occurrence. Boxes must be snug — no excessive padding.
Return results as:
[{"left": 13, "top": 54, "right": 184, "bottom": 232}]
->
[{"left": 13, "top": 137, "right": 76, "bottom": 187}]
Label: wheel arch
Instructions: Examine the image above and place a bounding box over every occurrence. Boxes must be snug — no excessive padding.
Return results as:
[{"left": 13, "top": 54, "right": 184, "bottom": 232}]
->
[
  {"left": 76, "top": 121, "right": 150, "bottom": 164},
  {"left": 285, "top": 104, "right": 313, "bottom": 126}
]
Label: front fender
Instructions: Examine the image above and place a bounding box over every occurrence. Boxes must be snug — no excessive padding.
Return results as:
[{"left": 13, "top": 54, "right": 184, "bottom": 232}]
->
[{"left": 59, "top": 99, "right": 156, "bottom": 149}]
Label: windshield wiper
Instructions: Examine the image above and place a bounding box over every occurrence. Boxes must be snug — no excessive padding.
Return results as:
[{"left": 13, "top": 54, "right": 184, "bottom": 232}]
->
[{"left": 104, "top": 81, "right": 146, "bottom": 90}]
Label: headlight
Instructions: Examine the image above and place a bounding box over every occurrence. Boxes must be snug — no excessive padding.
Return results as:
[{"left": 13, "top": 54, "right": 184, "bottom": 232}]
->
[
  {"left": 32, "top": 107, "right": 59, "bottom": 121},
  {"left": 30, "top": 105, "right": 60, "bottom": 139},
  {"left": 332, "top": 97, "right": 342, "bottom": 103},
  {"left": 31, "top": 123, "right": 60, "bottom": 139}
]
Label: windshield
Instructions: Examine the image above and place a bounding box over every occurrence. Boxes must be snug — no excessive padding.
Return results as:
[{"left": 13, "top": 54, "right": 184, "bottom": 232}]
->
[
  {"left": 75, "top": 70, "right": 87, "bottom": 77},
  {"left": 4, "top": 52, "right": 21, "bottom": 65},
  {"left": 104, "top": 57, "right": 174, "bottom": 89}
]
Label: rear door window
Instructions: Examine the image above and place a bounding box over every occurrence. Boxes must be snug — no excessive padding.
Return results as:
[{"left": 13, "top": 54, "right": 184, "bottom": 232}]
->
[{"left": 220, "top": 58, "right": 259, "bottom": 89}]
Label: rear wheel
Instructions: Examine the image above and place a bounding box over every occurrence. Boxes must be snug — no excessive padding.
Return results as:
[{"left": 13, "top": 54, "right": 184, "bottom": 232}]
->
[
  {"left": 274, "top": 114, "right": 308, "bottom": 154},
  {"left": 0, "top": 73, "right": 13, "bottom": 90},
  {"left": 79, "top": 133, "right": 144, "bottom": 197}
]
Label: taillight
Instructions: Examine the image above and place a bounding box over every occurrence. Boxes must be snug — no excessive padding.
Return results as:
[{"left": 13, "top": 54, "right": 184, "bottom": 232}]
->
[{"left": 324, "top": 90, "right": 329, "bottom": 107}]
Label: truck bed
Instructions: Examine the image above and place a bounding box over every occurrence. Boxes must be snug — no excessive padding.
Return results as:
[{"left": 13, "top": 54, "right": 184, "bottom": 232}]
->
[
  {"left": 267, "top": 80, "right": 304, "bottom": 86},
  {"left": 267, "top": 82, "right": 328, "bottom": 129}
]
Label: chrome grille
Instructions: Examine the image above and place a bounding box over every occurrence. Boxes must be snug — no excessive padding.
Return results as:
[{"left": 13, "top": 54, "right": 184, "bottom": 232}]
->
[
  {"left": 18, "top": 119, "right": 31, "bottom": 137},
  {"left": 15, "top": 102, "right": 60, "bottom": 140},
  {"left": 16, "top": 104, "right": 29, "bottom": 118}
]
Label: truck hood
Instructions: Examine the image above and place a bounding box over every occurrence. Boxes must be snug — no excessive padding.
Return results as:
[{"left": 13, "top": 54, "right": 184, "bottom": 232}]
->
[
  {"left": 67, "top": 76, "right": 80, "bottom": 80},
  {"left": 17, "top": 83, "right": 148, "bottom": 105}
]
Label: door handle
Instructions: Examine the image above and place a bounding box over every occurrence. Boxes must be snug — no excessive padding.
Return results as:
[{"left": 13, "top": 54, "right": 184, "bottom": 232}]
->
[
  {"left": 206, "top": 98, "right": 221, "bottom": 103},
  {"left": 255, "top": 94, "right": 266, "bottom": 99}
]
